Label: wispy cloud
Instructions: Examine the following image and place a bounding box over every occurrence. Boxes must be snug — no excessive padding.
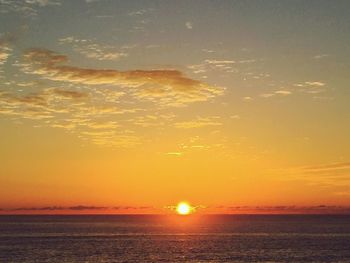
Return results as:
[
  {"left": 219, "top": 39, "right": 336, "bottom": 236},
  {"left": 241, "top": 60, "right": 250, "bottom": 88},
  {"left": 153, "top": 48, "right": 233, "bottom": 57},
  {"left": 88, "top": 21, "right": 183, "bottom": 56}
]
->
[
  {"left": 213, "top": 205, "right": 350, "bottom": 214},
  {"left": 313, "top": 54, "right": 329, "bottom": 59},
  {"left": 0, "top": 34, "right": 14, "bottom": 65},
  {"left": 174, "top": 117, "right": 222, "bottom": 129},
  {"left": 21, "top": 48, "right": 223, "bottom": 106},
  {"left": 304, "top": 81, "right": 326, "bottom": 87},
  {"left": 25, "top": 0, "right": 61, "bottom": 7},
  {"left": 257, "top": 81, "right": 327, "bottom": 101},
  {"left": 9, "top": 206, "right": 65, "bottom": 211},
  {"left": 59, "top": 36, "right": 128, "bottom": 61},
  {"left": 243, "top": 96, "right": 253, "bottom": 101},
  {"left": 128, "top": 8, "right": 152, "bottom": 16},
  {"left": 188, "top": 58, "right": 256, "bottom": 75},
  {"left": 302, "top": 162, "right": 350, "bottom": 173},
  {"left": 2, "top": 204, "right": 350, "bottom": 214},
  {"left": 293, "top": 81, "right": 327, "bottom": 94},
  {"left": 274, "top": 90, "right": 292, "bottom": 95},
  {"left": 68, "top": 205, "right": 107, "bottom": 210},
  {"left": 85, "top": 0, "right": 99, "bottom": 3},
  {"left": 274, "top": 162, "right": 350, "bottom": 190},
  {"left": 0, "top": 86, "right": 142, "bottom": 146},
  {"left": 185, "top": 21, "right": 193, "bottom": 29},
  {"left": 205, "top": 59, "right": 236, "bottom": 64},
  {"left": 0, "top": 0, "right": 61, "bottom": 17},
  {"left": 0, "top": 46, "right": 11, "bottom": 65},
  {"left": 166, "top": 152, "right": 183, "bottom": 156},
  {"left": 260, "top": 90, "right": 292, "bottom": 98},
  {"left": 0, "top": 205, "right": 154, "bottom": 212}
]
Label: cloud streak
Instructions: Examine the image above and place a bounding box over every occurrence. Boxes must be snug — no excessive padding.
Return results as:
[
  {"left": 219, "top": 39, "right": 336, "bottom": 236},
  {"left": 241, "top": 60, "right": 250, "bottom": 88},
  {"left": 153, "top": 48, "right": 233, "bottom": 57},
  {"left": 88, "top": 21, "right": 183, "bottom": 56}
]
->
[
  {"left": 0, "top": 205, "right": 153, "bottom": 212},
  {"left": 59, "top": 36, "right": 128, "bottom": 61},
  {"left": 274, "top": 161, "right": 350, "bottom": 191},
  {"left": 0, "top": 34, "right": 14, "bottom": 65},
  {"left": 175, "top": 117, "right": 222, "bottom": 129},
  {"left": 22, "top": 48, "right": 223, "bottom": 106},
  {"left": 0, "top": 87, "right": 141, "bottom": 146},
  {"left": 213, "top": 205, "right": 350, "bottom": 214},
  {"left": 301, "top": 162, "right": 350, "bottom": 173}
]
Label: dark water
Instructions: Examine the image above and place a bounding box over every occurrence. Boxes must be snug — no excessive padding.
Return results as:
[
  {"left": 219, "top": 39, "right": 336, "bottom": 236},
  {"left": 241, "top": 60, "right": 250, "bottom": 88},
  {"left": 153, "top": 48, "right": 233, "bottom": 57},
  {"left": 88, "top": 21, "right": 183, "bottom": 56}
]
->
[{"left": 1, "top": 215, "right": 350, "bottom": 262}]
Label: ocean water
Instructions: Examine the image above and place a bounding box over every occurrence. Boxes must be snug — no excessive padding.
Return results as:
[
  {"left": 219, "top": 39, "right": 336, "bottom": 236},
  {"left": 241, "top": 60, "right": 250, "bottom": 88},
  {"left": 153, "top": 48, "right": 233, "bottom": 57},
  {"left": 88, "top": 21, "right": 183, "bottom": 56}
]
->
[{"left": 0, "top": 215, "right": 350, "bottom": 262}]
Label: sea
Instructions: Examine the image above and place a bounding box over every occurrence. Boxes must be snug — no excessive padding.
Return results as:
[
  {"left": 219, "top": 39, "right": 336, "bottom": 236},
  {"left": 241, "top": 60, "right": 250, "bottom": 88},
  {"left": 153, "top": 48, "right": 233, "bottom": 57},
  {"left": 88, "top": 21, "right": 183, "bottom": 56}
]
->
[{"left": 0, "top": 215, "right": 350, "bottom": 262}]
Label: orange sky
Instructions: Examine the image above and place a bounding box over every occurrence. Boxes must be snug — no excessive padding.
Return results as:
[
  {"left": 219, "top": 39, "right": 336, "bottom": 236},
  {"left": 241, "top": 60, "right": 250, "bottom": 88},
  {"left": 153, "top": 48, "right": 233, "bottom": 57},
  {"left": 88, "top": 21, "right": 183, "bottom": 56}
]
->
[{"left": 0, "top": 0, "right": 350, "bottom": 214}]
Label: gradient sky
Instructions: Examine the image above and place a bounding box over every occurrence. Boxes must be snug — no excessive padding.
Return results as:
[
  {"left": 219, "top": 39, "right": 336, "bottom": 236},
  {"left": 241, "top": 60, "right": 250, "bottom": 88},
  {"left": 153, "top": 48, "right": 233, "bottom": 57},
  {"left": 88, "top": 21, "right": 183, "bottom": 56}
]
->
[{"left": 0, "top": 0, "right": 350, "bottom": 214}]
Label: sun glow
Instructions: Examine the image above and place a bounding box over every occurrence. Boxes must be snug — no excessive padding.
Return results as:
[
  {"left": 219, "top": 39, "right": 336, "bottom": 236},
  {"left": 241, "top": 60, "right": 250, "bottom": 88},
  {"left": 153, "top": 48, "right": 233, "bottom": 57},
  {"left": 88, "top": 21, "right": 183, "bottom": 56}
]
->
[{"left": 176, "top": 202, "right": 192, "bottom": 215}]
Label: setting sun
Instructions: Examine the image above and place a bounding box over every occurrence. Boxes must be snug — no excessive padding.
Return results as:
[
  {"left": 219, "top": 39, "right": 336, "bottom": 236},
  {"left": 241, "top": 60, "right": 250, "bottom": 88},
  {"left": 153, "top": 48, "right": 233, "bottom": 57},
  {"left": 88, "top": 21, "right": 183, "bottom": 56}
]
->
[
  {"left": 1, "top": 0, "right": 349, "bottom": 261},
  {"left": 176, "top": 202, "right": 192, "bottom": 215}
]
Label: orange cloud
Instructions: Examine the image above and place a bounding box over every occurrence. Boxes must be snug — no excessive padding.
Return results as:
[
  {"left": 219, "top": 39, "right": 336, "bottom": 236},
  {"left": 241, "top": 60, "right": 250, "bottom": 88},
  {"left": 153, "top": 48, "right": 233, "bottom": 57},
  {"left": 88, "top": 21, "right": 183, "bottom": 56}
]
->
[
  {"left": 0, "top": 35, "right": 14, "bottom": 65},
  {"left": 213, "top": 205, "right": 350, "bottom": 214},
  {"left": 302, "top": 162, "right": 350, "bottom": 173},
  {"left": 22, "top": 48, "right": 223, "bottom": 106},
  {"left": 174, "top": 117, "right": 222, "bottom": 129}
]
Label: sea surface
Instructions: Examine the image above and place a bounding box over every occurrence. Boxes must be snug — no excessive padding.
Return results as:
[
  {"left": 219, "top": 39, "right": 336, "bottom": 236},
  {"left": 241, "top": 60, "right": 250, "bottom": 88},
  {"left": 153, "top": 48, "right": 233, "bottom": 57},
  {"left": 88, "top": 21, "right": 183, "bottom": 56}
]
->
[{"left": 0, "top": 215, "right": 350, "bottom": 262}]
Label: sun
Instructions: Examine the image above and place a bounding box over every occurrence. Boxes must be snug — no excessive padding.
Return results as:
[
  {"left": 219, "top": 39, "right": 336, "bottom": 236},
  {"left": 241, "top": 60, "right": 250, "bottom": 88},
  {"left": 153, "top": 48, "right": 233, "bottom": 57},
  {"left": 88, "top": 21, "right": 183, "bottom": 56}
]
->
[{"left": 176, "top": 202, "right": 192, "bottom": 215}]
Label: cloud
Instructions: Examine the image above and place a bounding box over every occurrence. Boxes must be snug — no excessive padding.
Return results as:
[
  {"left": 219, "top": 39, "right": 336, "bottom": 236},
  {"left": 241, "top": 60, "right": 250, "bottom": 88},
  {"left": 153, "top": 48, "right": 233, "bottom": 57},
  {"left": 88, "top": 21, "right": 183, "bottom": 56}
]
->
[
  {"left": 214, "top": 205, "right": 350, "bottom": 214},
  {"left": 166, "top": 152, "right": 182, "bottom": 156},
  {"left": 0, "top": 87, "right": 142, "bottom": 147},
  {"left": 113, "top": 206, "right": 152, "bottom": 210},
  {"left": 1, "top": 45, "right": 223, "bottom": 148},
  {"left": 50, "top": 88, "right": 89, "bottom": 99},
  {"left": 82, "top": 133, "right": 140, "bottom": 147},
  {"left": 59, "top": 36, "right": 128, "bottom": 61},
  {"left": 25, "top": 0, "right": 61, "bottom": 6},
  {"left": 21, "top": 48, "right": 223, "bottom": 106},
  {"left": 0, "top": 91, "right": 48, "bottom": 108},
  {"left": 243, "top": 96, "right": 253, "bottom": 101},
  {"left": 204, "top": 59, "right": 256, "bottom": 65},
  {"left": 205, "top": 59, "right": 236, "bottom": 65},
  {"left": 9, "top": 206, "right": 65, "bottom": 211},
  {"left": 188, "top": 58, "right": 256, "bottom": 75},
  {"left": 3, "top": 205, "right": 350, "bottom": 214},
  {"left": 0, "top": 1, "right": 37, "bottom": 16},
  {"left": 287, "top": 162, "right": 350, "bottom": 176},
  {"left": 85, "top": 121, "right": 118, "bottom": 129},
  {"left": 185, "top": 22, "right": 193, "bottom": 29},
  {"left": 0, "top": 88, "right": 87, "bottom": 109},
  {"left": 0, "top": 88, "right": 90, "bottom": 120},
  {"left": 304, "top": 81, "right": 325, "bottom": 87},
  {"left": 201, "top": 49, "right": 215, "bottom": 53},
  {"left": 275, "top": 161, "right": 350, "bottom": 189},
  {"left": 0, "top": 34, "right": 14, "bottom": 65},
  {"left": 294, "top": 81, "right": 327, "bottom": 94},
  {"left": 302, "top": 162, "right": 350, "bottom": 173},
  {"left": 313, "top": 54, "right": 329, "bottom": 59},
  {"left": 174, "top": 117, "right": 222, "bottom": 129},
  {"left": 274, "top": 90, "right": 292, "bottom": 95},
  {"left": 129, "top": 115, "right": 160, "bottom": 127},
  {"left": 0, "top": 205, "right": 153, "bottom": 212},
  {"left": 0, "top": 0, "right": 61, "bottom": 17},
  {"left": 5, "top": 205, "right": 106, "bottom": 211},
  {"left": 68, "top": 205, "right": 107, "bottom": 210},
  {"left": 260, "top": 90, "right": 292, "bottom": 98},
  {"left": 0, "top": 47, "right": 11, "bottom": 65},
  {"left": 260, "top": 93, "right": 275, "bottom": 98},
  {"left": 230, "top": 115, "right": 240, "bottom": 119},
  {"left": 128, "top": 8, "right": 153, "bottom": 16}
]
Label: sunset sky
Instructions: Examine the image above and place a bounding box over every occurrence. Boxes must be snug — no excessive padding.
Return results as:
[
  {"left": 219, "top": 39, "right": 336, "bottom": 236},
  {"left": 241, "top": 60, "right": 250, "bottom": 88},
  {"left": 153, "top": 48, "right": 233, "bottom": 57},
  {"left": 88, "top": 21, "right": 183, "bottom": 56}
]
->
[{"left": 0, "top": 0, "right": 349, "bottom": 214}]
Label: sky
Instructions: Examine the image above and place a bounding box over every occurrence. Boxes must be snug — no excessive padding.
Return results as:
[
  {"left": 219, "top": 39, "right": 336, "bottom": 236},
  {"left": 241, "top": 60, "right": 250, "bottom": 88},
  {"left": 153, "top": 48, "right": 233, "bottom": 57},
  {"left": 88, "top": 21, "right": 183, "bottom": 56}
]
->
[{"left": 0, "top": 0, "right": 350, "bottom": 214}]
